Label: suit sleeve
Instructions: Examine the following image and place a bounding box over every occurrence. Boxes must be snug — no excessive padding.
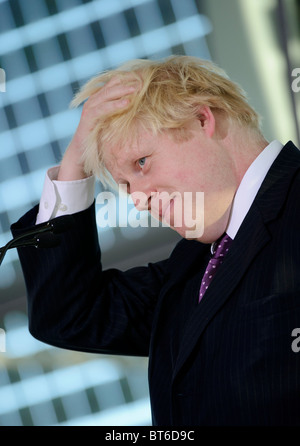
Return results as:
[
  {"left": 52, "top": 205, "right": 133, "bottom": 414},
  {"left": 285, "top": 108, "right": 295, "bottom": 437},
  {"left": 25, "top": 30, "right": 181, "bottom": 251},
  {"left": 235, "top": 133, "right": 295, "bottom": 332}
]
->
[{"left": 11, "top": 203, "right": 169, "bottom": 357}]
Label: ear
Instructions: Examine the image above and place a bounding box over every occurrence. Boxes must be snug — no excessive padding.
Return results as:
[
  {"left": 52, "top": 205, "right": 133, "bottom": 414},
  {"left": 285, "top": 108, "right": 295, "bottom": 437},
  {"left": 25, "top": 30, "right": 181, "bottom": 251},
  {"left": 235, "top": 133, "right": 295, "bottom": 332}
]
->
[{"left": 196, "top": 105, "right": 216, "bottom": 138}]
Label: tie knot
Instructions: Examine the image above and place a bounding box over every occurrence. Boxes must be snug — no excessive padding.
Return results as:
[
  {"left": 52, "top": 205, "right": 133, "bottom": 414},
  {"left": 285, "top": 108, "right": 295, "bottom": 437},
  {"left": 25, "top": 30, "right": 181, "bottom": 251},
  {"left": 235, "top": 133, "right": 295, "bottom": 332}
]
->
[{"left": 211, "top": 233, "right": 232, "bottom": 259}]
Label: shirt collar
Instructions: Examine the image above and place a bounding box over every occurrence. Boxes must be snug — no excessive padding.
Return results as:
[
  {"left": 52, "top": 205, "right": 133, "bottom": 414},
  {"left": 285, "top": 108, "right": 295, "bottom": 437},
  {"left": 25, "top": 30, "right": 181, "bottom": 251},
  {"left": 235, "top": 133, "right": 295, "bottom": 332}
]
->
[{"left": 226, "top": 140, "right": 283, "bottom": 240}]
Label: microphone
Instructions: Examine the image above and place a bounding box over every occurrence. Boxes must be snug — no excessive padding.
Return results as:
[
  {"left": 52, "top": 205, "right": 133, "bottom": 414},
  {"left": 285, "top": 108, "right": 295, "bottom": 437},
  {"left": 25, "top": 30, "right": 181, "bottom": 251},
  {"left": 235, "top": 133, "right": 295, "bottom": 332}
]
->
[
  {"left": 11, "top": 233, "right": 62, "bottom": 249},
  {"left": 0, "top": 215, "right": 74, "bottom": 266}
]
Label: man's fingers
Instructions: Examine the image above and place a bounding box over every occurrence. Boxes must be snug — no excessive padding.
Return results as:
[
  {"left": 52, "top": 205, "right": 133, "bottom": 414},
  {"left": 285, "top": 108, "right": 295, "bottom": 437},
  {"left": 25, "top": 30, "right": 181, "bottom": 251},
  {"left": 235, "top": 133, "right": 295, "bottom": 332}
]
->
[
  {"left": 80, "top": 95, "right": 130, "bottom": 127},
  {"left": 92, "top": 82, "right": 137, "bottom": 104},
  {"left": 89, "top": 74, "right": 140, "bottom": 104},
  {"left": 97, "top": 96, "right": 130, "bottom": 114},
  {"left": 78, "top": 74, "right": 140, "bottom": 138},
  {"left": 84, "top": 80, "right": 138, "bottom": 119}
]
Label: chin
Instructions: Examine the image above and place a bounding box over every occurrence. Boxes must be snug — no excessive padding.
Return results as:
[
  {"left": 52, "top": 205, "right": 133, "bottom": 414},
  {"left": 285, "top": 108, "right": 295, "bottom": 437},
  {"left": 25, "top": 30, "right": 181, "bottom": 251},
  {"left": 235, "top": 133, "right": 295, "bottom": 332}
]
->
[
  {"left": 177, "top": 225, "right": 225, "bottom": 244},
  {"left": 201, "top": 228, "right": 227, "bottom": 244},
  {"left": 172, "top": 225, "right": 206, "bottom": 242}
]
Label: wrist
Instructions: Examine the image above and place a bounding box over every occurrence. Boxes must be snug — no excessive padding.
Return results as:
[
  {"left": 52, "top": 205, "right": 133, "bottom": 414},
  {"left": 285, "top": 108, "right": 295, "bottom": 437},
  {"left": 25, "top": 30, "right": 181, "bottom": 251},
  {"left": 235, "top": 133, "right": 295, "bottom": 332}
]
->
[{"left": 58, "top": 141, "right": 88, "bottom": 181}]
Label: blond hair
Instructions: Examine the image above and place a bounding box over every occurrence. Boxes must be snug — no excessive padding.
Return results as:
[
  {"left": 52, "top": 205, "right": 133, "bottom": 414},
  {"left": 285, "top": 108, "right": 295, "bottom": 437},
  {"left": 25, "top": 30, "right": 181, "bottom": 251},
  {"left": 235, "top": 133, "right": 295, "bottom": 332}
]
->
[{"left": 70, "top": 55, "right": 261, "bottom": 183}]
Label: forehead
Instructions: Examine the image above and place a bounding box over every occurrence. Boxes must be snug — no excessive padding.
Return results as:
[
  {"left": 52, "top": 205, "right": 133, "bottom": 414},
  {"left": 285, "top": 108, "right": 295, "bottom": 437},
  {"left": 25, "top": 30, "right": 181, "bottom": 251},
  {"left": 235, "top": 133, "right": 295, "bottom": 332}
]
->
[{"left": 103, "top": 127, "right": 153, "bottom": 172}]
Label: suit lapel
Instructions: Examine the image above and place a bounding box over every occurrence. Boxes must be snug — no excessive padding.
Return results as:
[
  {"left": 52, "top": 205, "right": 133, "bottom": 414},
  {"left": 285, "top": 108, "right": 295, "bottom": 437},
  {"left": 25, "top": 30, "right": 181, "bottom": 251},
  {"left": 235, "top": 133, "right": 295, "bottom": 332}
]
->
[
  {"left": 173, "top": 205, "right": 270, "bottom": 378},
  {"left": 172, "top": 141, "right": 300, "bottom": 379}
]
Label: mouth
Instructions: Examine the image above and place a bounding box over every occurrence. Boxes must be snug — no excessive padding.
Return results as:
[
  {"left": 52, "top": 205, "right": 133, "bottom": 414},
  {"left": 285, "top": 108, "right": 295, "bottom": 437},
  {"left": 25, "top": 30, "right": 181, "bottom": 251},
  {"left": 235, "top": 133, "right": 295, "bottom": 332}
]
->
[
  {"left": 156, "top": 198, "right": 175, "bottom": 227},
  {"left": 148, "top": 192, "right": 178, "bottom": 226},
  {"left": 161, "top": 198, "right": 173, "bottom": 218}
]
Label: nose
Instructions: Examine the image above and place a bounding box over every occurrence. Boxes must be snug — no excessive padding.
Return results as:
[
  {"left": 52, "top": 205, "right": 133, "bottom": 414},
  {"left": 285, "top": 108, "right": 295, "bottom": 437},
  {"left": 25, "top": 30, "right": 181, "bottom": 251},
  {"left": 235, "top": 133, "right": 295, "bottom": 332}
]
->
[{"left": 128, "top": 178, "right": 155, "bottom": 212}]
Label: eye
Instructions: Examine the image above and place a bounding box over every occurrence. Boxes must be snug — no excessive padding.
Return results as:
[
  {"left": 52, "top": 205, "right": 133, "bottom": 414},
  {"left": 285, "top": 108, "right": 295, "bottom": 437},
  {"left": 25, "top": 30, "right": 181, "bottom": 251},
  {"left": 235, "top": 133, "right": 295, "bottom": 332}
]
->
[{"left": 138, "top": 157, "right": 146, "bottom": 168}]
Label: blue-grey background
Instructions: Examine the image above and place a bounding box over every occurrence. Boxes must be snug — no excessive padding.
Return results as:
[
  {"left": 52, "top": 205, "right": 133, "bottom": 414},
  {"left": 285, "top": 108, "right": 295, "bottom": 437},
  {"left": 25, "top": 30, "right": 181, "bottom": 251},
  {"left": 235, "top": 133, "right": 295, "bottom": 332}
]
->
[{"left": 0, "top": 0, "right": 299, "bottom": 426}]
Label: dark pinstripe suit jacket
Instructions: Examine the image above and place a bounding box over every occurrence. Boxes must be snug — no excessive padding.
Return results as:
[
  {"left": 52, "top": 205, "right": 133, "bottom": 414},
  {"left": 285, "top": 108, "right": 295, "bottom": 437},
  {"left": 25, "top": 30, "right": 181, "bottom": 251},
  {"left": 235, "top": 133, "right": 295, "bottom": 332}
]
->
[{"left": 12, "top": 141, "right": 300, "bottom": 425}]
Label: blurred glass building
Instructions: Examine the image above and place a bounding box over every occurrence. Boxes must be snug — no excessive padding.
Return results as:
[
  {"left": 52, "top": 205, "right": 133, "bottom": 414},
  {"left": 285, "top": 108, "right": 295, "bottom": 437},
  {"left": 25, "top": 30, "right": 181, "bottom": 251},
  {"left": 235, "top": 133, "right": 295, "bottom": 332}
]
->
[{"left": 0, "top": 0, "right": 299, "bottom": 426}]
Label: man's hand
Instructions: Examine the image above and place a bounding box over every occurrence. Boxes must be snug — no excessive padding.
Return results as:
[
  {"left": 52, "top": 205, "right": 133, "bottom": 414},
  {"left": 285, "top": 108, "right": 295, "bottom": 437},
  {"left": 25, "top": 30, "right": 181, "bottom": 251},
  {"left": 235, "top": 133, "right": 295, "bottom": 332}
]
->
[{"left": 58, "top": 76, "right": 137, "bottom": 181}]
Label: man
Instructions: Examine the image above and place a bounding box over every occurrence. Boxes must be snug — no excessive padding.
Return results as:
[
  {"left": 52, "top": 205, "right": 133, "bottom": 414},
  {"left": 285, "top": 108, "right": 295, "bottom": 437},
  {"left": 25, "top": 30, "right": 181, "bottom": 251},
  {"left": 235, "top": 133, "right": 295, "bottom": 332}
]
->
[{"left": 12, "top": 56, "right": 300, "bottom": 425}]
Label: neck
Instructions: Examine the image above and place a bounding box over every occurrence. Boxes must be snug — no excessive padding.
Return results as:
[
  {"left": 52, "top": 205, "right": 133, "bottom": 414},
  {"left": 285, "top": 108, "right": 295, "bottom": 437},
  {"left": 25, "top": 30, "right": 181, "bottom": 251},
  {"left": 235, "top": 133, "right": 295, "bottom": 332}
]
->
[
  {"left": 200, "top": 125, "right": 268, "bottom": 244},
  {"left": 224, "top": 125, "right": 269, "bottom": 185}
]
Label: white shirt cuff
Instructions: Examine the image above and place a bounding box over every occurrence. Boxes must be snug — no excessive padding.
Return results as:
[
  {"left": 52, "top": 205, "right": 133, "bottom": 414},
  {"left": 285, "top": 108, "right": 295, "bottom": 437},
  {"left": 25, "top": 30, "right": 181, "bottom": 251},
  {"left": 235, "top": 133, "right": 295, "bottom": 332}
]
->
[{"left": 36, "top": 166, "right": 95, "bottom": 224}]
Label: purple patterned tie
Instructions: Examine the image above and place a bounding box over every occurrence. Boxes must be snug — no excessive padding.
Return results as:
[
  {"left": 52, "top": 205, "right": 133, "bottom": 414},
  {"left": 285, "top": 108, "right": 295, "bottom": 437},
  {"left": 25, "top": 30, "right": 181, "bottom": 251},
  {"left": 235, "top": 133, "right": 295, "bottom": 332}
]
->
[{"left": 199, "top": 233, "right": 232, "bottom": 302}]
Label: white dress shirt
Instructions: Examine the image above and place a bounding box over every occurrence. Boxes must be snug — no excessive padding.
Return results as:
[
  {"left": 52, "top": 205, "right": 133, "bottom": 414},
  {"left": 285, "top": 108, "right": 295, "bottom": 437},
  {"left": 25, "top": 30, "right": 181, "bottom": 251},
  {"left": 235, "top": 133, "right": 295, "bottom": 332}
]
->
[
  {"left": 36, "top": 166, "right": 95, "bottom": 224},
  {"left": 36, "top": 141, "right": 284, "bottom": 238}
]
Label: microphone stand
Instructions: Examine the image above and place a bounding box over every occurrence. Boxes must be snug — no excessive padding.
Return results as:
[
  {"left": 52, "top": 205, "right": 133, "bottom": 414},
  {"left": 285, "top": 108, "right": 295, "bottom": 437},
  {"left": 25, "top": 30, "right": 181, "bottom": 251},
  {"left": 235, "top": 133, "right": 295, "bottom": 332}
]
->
[{"left": 0, "top": 215, "right": 74, "bottom": 266}]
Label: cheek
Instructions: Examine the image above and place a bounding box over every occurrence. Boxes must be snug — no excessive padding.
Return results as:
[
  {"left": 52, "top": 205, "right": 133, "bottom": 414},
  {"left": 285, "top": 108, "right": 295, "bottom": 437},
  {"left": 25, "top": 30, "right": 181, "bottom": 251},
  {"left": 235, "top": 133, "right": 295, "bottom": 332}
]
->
[
  {"left": 173, "top": 169, "right": 200, "bottom": 191},
  {"left": 175, "top": 154, "right": 209, "bottom": 189}
]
